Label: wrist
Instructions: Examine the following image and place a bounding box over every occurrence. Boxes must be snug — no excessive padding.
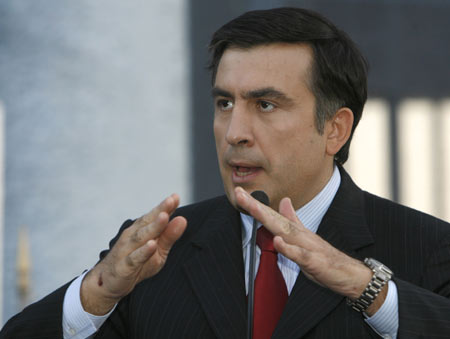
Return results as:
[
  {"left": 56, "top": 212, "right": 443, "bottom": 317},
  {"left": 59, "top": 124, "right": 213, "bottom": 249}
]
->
[
  {"left": 347, "top": 258, "right": 393, "bottom": 315},
  {"left": 340, "top": 258, "right": 373, "bottom": 300},
  {"left": 365, "top": 282, "right": 388, "bottom": 316},
  {"left": 80, "top": 268, "right": 120, "bottom": 316}
]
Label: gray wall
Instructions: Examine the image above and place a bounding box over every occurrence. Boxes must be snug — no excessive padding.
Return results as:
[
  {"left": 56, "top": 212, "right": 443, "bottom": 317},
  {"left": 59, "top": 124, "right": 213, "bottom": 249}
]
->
[{"left": 1, "top": 1, "right": 190, "bottom": 322}]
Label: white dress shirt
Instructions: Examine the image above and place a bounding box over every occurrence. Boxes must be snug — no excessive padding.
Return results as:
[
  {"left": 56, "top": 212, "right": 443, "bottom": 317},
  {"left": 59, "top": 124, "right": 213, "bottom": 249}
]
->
[{"left": 62, "top": 166, "right": 398, "bottom": 339}]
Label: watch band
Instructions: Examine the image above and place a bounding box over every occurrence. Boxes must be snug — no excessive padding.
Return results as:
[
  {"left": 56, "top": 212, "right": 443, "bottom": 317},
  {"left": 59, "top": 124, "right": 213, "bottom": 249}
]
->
[{"left": 347, "top": 258, "right": 393, "bottom": 313}]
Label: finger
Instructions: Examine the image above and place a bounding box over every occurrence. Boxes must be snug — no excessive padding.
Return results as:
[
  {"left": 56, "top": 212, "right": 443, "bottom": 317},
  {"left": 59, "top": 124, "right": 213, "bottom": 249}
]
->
[
  {"left": 156, "top": 216, "right": 187, "bottom": 253},
  {"left": 134, "top": 193, "right": 180, "bottom": 228},
  {"left": 273, "top": 235, "right": 309, "bottom": 265},
  {"left": 123, "top": 239, "right": 158, "bottom": 271},
  {"left": 131, "top": 211, "right": 170, "bottom": 245},
  {"left": 279, "top": 197, "right": 307, "bottom": 232},
  {"left": 235, "top": 187, "right": 297, "bottom": 236},
  {"left": 273, "top": 235, "right": 332, "bottom": 288},
  {"left": 279, "top": 197, "right": 300, "bottom": 223}
]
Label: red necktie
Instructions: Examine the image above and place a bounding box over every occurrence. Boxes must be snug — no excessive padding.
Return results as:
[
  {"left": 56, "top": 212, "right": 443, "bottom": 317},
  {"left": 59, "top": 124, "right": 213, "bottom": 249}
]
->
[{"left": 253, "top": 227, "right": 288, "bottom": 339}]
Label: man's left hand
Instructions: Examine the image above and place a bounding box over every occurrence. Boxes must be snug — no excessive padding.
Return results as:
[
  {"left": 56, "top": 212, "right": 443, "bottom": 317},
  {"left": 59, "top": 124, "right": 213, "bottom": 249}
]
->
[{"left": 235, "top": 187, "right": 387, "bottom": 316}]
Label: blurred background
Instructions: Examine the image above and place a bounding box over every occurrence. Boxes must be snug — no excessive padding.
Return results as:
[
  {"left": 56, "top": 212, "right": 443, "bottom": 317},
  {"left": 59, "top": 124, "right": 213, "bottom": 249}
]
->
[{"left": 1, "top": 0, "right": 449, "bottom": 325}]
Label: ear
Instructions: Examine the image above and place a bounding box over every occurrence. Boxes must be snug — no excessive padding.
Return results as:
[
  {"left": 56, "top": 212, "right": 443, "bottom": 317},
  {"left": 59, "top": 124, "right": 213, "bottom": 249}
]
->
[{"left": 325, "top": 107, "right": 354, "bottom": 156}]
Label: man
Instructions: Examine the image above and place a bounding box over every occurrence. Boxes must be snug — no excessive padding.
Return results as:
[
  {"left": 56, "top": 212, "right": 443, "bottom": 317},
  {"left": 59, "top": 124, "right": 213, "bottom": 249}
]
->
[{"left": 2, "top": 7, "right": 450, "bottom": 339}]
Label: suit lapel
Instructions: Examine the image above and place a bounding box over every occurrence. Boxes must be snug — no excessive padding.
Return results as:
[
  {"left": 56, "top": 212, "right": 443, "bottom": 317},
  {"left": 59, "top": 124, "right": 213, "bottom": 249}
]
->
[
  {"left": 273, "top": 167, "right": 374, "bottom": 338},
  {"left": 183, "top": 198, "right": 247, "bottom": 339}
]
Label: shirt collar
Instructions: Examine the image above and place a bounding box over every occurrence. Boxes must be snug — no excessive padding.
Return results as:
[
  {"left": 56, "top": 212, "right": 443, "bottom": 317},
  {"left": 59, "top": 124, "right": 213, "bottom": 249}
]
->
[{"left": 241, "top": 165, "right": 341, "bottom": 247}]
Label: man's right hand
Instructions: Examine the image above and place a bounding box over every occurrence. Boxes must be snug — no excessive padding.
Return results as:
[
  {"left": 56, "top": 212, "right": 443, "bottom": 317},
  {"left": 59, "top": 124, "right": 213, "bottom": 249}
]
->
[{"left": 80, "top": 193, "right": 187, "bottom": 315}]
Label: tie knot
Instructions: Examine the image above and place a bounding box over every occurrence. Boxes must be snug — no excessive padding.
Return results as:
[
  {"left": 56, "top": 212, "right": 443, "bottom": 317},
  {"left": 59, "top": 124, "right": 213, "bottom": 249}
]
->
[{"left": 256, "top": 226, "right": 276, "bottom": 253}]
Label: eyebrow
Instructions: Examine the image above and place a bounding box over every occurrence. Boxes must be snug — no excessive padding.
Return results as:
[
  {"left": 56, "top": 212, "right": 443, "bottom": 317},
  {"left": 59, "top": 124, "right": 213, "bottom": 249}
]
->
[
  {"left": 211, "top": 86, "right": 294, "bottom": 104},
  {"left": 211, "top": 87, "right": 232, "bottom": 98},
  {"left": 243, "top": 87, "right": 291, "bottom": 101}
]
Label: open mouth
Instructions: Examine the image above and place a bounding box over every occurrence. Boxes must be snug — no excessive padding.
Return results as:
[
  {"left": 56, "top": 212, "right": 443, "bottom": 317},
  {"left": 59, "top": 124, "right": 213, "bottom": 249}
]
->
[
  {"left": 234, "top": 166, "right": 259, "bottom": 176},
  {"left": 232, "top": 165, "right": 261, "bottom": 182}
]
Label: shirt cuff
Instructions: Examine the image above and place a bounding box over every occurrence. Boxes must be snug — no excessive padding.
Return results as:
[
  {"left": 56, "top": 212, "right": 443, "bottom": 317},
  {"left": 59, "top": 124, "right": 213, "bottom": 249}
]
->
[
  {"left": 364, "top": 280, "right": 399, "bottom": 339},
  {"left": 62, "top": 271, "right": 117, "bottom": 339}
]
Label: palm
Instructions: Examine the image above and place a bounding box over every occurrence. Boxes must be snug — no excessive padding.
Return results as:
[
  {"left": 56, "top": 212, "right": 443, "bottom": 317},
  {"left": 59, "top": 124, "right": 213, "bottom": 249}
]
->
[{"left": 81, "top": 194, "right": 187, "bottom": 315}]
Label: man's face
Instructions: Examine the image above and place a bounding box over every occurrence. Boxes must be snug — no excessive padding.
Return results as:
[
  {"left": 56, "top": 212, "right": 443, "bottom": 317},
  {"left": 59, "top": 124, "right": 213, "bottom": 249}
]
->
[{"left": 213, "top": 43, "right": 335, "bottom": 211}]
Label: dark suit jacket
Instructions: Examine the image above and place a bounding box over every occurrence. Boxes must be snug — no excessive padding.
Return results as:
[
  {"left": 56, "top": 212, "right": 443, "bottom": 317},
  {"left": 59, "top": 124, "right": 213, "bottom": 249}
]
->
[{"left": 2, "top": 168, "right": 450, "bottom": 338}]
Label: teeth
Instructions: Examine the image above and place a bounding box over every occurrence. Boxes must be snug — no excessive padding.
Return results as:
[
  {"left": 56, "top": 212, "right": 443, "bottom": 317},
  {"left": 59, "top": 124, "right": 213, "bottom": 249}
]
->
[{"left": 236, "top": 167, "right": 253, "bottom": 177}]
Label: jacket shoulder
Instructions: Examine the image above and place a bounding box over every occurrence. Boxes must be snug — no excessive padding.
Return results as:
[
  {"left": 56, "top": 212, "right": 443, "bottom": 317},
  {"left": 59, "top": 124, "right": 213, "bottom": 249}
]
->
[
  {"left": 173, "top": 195, "right": 231, "bottom": 220},
  {"left": 171, "top": 195, "right": 236, "bottom": 245},
  {"left": 363, "top": 190, "right": 450, "bottom": 230},
  {"left": 362, "top": 190, "right": 450, "bottom": 258}
]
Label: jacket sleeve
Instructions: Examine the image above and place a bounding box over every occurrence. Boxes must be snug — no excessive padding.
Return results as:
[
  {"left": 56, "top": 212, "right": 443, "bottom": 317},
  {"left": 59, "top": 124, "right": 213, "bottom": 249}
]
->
[
  {"left": 396, "top": 232, "right": 450, "bottom": 338},
  {"left": 0, "top": 281, "right": 71, "bottom": 339}
]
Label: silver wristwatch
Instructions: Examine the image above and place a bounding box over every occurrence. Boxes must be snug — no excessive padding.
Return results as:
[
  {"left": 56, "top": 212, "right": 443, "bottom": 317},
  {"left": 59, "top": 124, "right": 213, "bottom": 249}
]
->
[{"left": 347, "top": 258, "right": 393, "bottom": 313}]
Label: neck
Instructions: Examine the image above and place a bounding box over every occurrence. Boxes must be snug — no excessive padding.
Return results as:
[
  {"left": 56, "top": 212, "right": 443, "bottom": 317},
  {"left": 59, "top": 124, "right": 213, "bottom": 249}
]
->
[{"left": 291, "top": 163, "right": 335, "bottom": 210}]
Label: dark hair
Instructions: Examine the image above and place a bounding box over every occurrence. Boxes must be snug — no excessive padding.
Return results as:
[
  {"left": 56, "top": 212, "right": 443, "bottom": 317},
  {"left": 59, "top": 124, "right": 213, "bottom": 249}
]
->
[{"left": 208, "top": 7, "right": 368, "bottom": 164}]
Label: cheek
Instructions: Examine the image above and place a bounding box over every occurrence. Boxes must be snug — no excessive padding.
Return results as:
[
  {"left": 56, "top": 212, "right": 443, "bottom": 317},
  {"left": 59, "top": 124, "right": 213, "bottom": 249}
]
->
[
  {"left": 213, "top": 121, "right": 225, "bottom": 151},
  {"left": 272, "top": 131, "right": 321, "bottom": 173},
  {"left": 214, "top": 121, "right": 230, "bottom": 181}
]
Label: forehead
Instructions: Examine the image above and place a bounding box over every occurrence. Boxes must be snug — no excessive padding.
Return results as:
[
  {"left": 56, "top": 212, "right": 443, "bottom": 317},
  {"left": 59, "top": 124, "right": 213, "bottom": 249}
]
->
[{"left": 214, "top": 43, "right": 314, "bottom": 93}]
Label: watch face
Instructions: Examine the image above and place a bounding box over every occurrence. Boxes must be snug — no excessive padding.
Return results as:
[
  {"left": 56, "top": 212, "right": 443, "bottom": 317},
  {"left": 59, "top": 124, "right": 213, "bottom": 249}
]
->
[
  {"left": 365, "top": 258, "right": 393, "bottom": 277},
  {"left": 366, "top": 258, "right": 381, "bottom": 268}
]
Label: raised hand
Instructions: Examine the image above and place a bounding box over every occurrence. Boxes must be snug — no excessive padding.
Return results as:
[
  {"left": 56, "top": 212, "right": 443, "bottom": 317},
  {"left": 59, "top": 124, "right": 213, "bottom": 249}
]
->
[
  {"left": 234, "top": 187, "right": 387, "bottom": 315},
  {"left": 80, "top": 193, "right": 187, "bottom": 315}
]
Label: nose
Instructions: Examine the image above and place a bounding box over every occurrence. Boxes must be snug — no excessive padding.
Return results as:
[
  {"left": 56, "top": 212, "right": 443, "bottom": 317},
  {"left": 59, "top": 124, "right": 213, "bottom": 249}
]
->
[{"left": 225, "top": 107, "right": 254, "bottom": 146}]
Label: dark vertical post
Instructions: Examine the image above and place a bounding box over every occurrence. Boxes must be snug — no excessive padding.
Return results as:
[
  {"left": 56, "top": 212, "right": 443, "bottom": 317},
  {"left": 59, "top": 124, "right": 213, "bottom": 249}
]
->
[{"left": 389, "top": 99, "right": 400, "bottom": 203}]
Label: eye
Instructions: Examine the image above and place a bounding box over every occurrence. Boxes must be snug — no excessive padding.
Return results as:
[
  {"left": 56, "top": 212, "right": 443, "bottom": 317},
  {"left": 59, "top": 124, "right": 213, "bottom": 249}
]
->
[
  {"left": 258, "top": 100, "right": 276, "bottom": 112},
  {"left": 216, "top": 99, "right": 233, "bottom": 111}
]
